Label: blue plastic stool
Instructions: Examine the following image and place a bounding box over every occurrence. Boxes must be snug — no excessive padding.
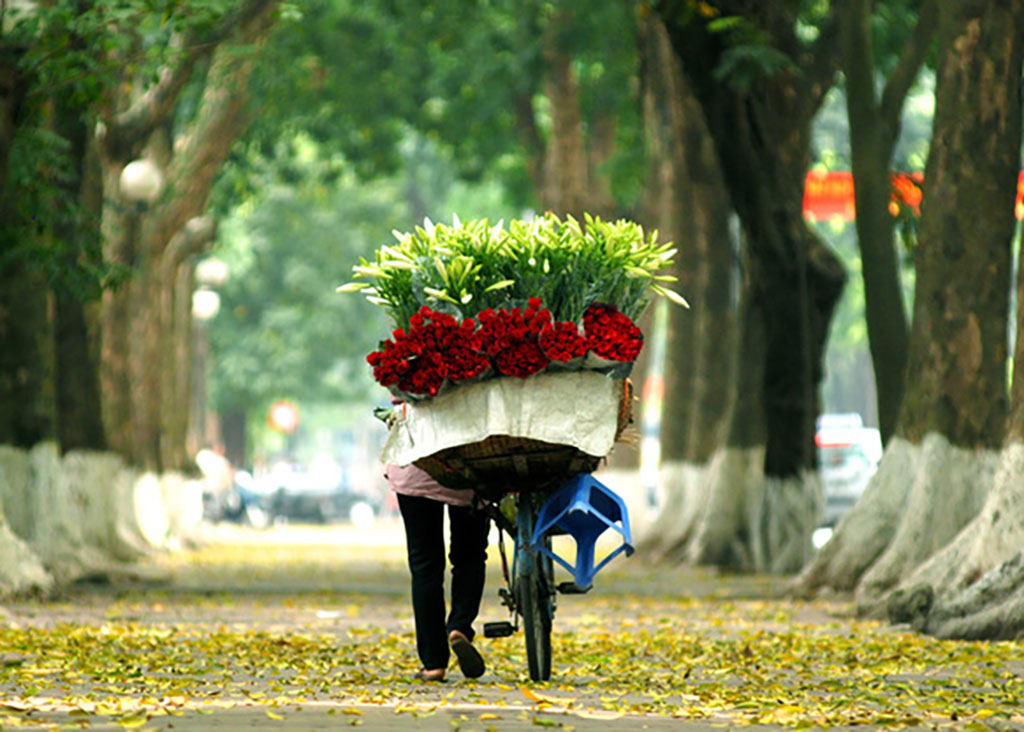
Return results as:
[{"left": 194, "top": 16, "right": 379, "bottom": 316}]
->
[{"left": 531, "top": 473, "right": 634, "bottom": 590}]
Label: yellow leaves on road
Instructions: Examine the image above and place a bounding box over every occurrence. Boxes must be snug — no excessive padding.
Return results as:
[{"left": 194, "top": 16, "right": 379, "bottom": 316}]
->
[{"left": 1, "top": 538, "right": 1024, "bottom": 729}]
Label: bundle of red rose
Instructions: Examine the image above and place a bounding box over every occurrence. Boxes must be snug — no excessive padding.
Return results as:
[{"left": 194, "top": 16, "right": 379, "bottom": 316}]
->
[{"left": 366, "top": 298, "right": 642, "bottom": 399}]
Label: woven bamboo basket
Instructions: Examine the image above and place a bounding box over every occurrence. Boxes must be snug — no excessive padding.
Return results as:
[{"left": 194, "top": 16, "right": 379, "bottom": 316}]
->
[{"left": 414, "top": 378, "right": 634, "bottom": 496}]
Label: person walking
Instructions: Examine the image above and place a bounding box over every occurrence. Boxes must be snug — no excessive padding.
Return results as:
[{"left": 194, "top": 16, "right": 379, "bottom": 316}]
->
[{"left": 386, "top": 462, "right": 491, "bottom": 682}]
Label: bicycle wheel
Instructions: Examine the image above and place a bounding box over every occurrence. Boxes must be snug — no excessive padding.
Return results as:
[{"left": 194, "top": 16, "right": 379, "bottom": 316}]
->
[{"left": 516, "top": 499, "right": 553, "bottom": 681}]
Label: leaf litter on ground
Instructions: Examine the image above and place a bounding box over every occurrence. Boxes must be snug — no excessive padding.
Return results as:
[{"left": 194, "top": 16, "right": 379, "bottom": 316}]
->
[{"left": 0, "top": 524, "right": 1022, "bottom": 729}]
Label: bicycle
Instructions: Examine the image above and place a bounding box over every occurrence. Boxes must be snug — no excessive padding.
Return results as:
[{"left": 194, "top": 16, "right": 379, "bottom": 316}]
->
[
  {"left": 482, "top": 488, "right": 558, "bottom": 681},
  {"left": 403, "top": 378, "right": 634, "bottom": 679},
  {"left": 417, "top": 437, "right": 633, "bottom": 682}
]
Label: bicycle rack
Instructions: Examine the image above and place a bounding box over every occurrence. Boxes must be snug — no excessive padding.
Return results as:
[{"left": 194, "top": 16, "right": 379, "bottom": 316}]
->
[{"left": 530, "top": 473, "right": 634, "bottom": 590}]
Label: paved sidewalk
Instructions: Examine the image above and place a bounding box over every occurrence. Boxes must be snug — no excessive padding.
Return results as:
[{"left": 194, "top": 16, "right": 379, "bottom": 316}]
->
[{"left": 1, "top": 522, "right": 1022, "bottom": 731}]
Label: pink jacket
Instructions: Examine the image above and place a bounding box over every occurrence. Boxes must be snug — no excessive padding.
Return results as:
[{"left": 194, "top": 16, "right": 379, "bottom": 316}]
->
[{"left": 385, "top": 463, "right": 474, "bottom": 507}]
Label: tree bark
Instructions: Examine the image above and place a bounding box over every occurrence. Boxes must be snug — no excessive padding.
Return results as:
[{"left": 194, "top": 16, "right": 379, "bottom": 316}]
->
[
  {"left": 540, "top": 10, "right": 589, "bottom": 219},
  {"left": 0, "top": 266, "right": 52, "bottom": 447},
  {"left": 897, "top": 5, "right": 1017, "bottom": 450},
  {"left": 841, "top": 0, "right": 937, "bottom": 445},
  {"left": 795, "top": 0, "right": 1024, "bottom": 610},
  {"left": 50, "top": 64, "right": 107, "bottom": 452},
  {"left": 658, "top": 1, "right": 846, "bottom": 482},
  {"left": 634, "top": 14, "right": 736, "bottom": 557},
  {"left": 98, "top": 1, "right": 279, "bottom": 469}
]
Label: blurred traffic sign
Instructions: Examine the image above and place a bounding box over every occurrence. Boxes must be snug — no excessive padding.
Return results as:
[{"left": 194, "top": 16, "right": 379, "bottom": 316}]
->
[{"left": 268, "top": 400, "right": 300, "bottom": 433}]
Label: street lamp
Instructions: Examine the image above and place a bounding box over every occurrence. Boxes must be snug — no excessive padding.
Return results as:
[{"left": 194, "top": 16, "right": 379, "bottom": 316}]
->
[
  {"left": 192, "top": 257, "right": 227, "bottom": 320},
  {"left": 189, "top": 257, "right": 228, "bottom": 459},
  {"left": 119, "top": 158, "right": 164, "bottom": 208}
]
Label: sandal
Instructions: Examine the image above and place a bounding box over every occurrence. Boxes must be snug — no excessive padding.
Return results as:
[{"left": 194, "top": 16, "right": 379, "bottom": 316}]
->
[
  {"left": 449, "top": 630, "right": 485, "bottom": 679},
  {"left": 414, "top": 668, "right": 446, "bottom": 682}
]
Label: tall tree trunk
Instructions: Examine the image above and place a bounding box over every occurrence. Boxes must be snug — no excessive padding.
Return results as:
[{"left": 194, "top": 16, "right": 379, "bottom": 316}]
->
[
  {"left": 51, "top": 77, "right": 106, "bottom": 452},
  {"left": 99, "top": 175, "right": 137, "bottom": 461},
  {"left": 0, "top": 42, "right": 27, "bottom": 197},
  {"left": 0, "top": 266, "right": 52, "bottom": 447},
  {"left": 639, "top": 14, "right": 698, "bottom": 465},
  {"left": 635, "top": 14, "right": 736, "bottom": 557},
  {"left": 656, "top": 1, "right": 845, "bottom": 571},
  {"left": 684, "top": 280, "right": 765, "bottom": 567},
  {"left": 540, "top": 10, "right": 589, "bottom": 219},
  {"left": 98, "top": 2, "right": 278, "bottom": 469},
  {"left": 884, "top": 241, "right": 1024, "bottom": 637},
  {"left": 658, "top": 1, "right": 846, "bottom": 482},
  {"left": 897, "top": 12, "right": 1015, "bottom": 450},
  {"left": 842, "top": 0, "right": 937, "bottom": 445},
  {"left": 0, "top": 44, "right": 48, "bottom": 448},
  {"left": 795, "top": 0, "right": 1024, "bottom": 609}
]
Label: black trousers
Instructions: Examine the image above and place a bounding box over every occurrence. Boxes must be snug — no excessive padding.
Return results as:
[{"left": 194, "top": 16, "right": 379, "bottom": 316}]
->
[{"left": 397, "top": 493, "right": 491, "bottom": 670}]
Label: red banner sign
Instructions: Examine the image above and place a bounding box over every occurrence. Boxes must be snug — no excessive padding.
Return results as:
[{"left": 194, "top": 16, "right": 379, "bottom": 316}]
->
[{"left": 803, "top": 171, "right": 1024, "bottom": 221}]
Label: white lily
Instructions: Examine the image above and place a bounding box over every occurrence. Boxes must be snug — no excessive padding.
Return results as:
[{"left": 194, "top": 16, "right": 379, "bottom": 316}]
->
[
  {"left": 484, "top": 280, "right": 516, "bottom": 292},
  {"left": 336, "top": 282, "right": 370, "bottom": 293},
  {"left": 651, "top": 284, "right": 690, "bottom": 308},
  {"left": 423, "top": 286, "right": 458, "bottom": 304},
  {"left": 353, "top": 265, "right": 386, "bottom": 278},
  {"left": 380, "top": 245, "right": 412, "bottom": 261}
]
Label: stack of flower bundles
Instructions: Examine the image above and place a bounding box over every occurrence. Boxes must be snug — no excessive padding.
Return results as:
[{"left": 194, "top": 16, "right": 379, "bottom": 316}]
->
[{"left": 338, "top": 212, "right": 687, "bottom": 402}]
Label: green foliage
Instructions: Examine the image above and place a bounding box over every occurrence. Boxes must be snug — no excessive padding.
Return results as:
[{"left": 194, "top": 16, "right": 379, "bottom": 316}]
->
[
  {"left": 707, "top": 15, "right": 799, "bottom": 90},
  {"left": 0, "top": 117, "right": 121, "bottom": 300},
  {"left": 341, "top": 212, "right": 683, "bottom": 327},
  {"left": 205, "top": 153, "right": 399, "bottom": 415},
  {"left": 0, "top": 0, "right": 251, "bottom": 299},
  {"left": 243, "top": 0, "right": 645, "bottom": 213}
]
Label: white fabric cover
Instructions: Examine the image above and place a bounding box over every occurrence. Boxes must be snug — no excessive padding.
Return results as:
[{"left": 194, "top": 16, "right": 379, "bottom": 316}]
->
[{"left": 381, "top": 371, "right": 622, "bottom": 467}]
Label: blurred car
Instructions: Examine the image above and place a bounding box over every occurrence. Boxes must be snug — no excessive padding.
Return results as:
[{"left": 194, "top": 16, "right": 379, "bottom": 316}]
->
[
  {"left": 816, "top": 414, "right": 882, "bottom": 527},
  {"left": 202, "top": 470, "right": 272, "bottom": 528},
  {"left": 259, "top": 466, "right": 380, "bottom": 527}
]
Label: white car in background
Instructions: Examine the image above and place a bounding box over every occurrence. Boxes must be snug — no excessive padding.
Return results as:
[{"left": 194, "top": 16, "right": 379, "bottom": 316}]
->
[{"left": 816, "top": 414, "right": 882, "bottom": 527}]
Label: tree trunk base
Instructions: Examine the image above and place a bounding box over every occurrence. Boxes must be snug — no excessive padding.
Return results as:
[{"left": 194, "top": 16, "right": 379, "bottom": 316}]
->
[
  {"left": 878, "top": 441, "right": 1024, "bottom": 629},
  {"left": 856, "top": 434, "right": 996, "bottom": 615},
  {"left": 791, "top": 437, "right": 920, "bottom": 597},
  {"left": 754, "top": 472, "right": 821, "bottom": 574},
  {"left": 635, "top": 460, "right": 712, "bottom": 561},
  {"left": 0, "top": 521, "right": 53, "bottom": 596},
  {"left": 683, "top": 447, "right": 819, "bottom": 573},
  {"left": 888, "top": 552, "right": 1024, "bottom": 640}
]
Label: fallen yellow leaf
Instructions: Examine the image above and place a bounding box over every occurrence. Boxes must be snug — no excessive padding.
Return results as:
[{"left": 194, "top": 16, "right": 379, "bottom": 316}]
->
[
  {"left": 116, "top": 711, "right": 150, "bottom": 729},
  {"left": 574, "top": 709, "right": 624, "bottom": 720},
  {"left": 520, "top": 687, "right": 542, "bottom": 702}
]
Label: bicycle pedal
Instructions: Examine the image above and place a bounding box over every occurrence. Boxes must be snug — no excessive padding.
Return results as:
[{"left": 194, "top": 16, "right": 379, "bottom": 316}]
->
[
  {"left": 557, "top": 581, "right": 591, "bottom": 594},
  {"left": 483, "top": 621, "right": 515, "bottom": 638}
]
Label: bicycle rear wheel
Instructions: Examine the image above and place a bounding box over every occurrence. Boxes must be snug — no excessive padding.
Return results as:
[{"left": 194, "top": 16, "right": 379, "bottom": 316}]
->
[{"left": 516, "top": 500, "right": 553, "bottom": 681}]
